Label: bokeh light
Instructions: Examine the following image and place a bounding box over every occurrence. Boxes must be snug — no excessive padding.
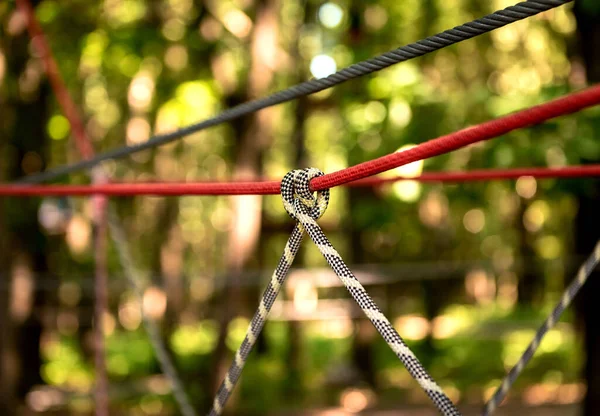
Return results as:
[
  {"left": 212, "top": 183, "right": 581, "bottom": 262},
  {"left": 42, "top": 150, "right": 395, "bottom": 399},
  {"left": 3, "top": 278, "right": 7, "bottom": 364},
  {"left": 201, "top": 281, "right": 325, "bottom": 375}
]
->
[
  {"left": 318, "top": 3, "right": 344, "bottom": 29},
  {"left": 310, "top": 54, "right": 337, "bottom": 79}
]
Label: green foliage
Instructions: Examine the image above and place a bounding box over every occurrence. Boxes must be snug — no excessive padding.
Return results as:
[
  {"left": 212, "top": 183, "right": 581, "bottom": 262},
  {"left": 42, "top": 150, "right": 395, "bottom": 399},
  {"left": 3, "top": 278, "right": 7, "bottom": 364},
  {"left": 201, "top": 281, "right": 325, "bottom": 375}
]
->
[{"left": 1, "top": 0, "right": 596, "bottom": 413}]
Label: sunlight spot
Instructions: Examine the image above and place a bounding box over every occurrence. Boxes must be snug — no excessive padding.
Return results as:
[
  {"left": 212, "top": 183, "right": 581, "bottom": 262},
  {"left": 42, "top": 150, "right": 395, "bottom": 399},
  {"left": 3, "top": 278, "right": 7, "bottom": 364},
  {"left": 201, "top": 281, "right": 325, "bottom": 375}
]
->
[
  {"left": 190, "top": 278, "right": 214, "bottom": 302},
  {"left": 340, "top": 388, "right": 374, "bottom": 413},
  {"left": 419, "top": 191, "right": 448, "bottom": 228},
  {"left": 546, "top": 146, "right": 567, "bottom": 167},
  {"left": 539, "top": 329, "right": 564, "bottom": 353},
  {"left": 223, "top": 9, "right": 252, "bottom": 38},
  {"left": 392, "top": 180, "right": 421, "bottom": 202},
  {"left": 126, "top": 117, "right": 151, "bottom": 145},
  {"left": 310, "top": 54, "right": 337, "bottom": 79},
  {"left": 0, "top": 49, "right": 5, "bottom": 84},
  {"left": 143, "top": 287, "right": 167, "bottom": 320},
  {"left": 66, "top": 215, "right": 91, "bottom": 255},
  {"left": 164, "top": 44, "right": 188, "bottom": 71},
  {"left": 364, "top": 101, "right": 386, "bottom": 124},
  {"left": 118, "top": 299, "right": 141, "bottom": 331},
  {"left": 38, "top": 199, "right": 69, "bottom": 234},
  {"left": 465, "top": 269, "right": 495, "bottom": 305},
  {"left": 48, "top": 114, "right": 70, "bottom": 140},
  {"left": 162, "top": 18, "right": 185, "bottom": 41},
  {"left": 556, "top": 383, "right": 586, "bottom": 404},
  {"left": 393, "top": 145, "right": 423, "bottom": 178},
  {"left": 364, "top": 5, "right": 388, "bottom": 31},
  {"left": 388, "top": 98, "right": 412, "bottom": 128},
  {"left": 171, "top": 321, "right": 218, "bottom": 355},
  {"left": 524, "top": 200, "right": 549, "bottom": 232},
  {"left": 463, "top": 209, "right": 485, "bottom": 234},
  {"left": 319, "top": 3, "right": 344, "bottom": 29},
  {"left": 516, "top": 176, "right": 537, "bottom": 199},
  {"left": 27, "top": 388, "right": 64, "bottom": 412},
  {"left": 536, "top": 235, "right": 561, "bottom": 260},
  {"left": 394, "top": 315, "right": 430, "bottom": 340},
  {"left": 293, "top": 279, "right": 319, "bottom": 315},
  {"left": 128, "top": 72, "right": 155, "bottom": 111},
  {"left": 523, "top": 383, "right": 556, "bottom": 406},
  {"left": 385, "top": 145, "right": 423, "bottom": 202},
  {"left": 317, "top": 318, "right": 353, "bottom": 339},
  {"left": 432, "top": 315, "right": 467, "bottom": 339},
  {"left": 200, "top": 17, "right": 223, "bottom": 41}
]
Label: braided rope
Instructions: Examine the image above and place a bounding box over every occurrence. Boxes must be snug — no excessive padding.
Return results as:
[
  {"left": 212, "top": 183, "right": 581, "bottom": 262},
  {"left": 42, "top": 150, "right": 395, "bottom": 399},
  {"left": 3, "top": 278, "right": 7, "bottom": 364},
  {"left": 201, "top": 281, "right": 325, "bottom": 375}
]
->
[
  {"left": 209, "top": 168, "right": 461, "bottom": 416},
  {"left": 483, "top": 240, "right": 600, "bottom": 415},
  {"left": 208, "top": 225, "right": 306, "bottom": 415},
  {"left": 18, "top": 0, "right": 571, "bottom": 185},
  {"left": 286, "top": 169, "right": 461, "bottom": 415},
  {"left": 207, "top": 170, "right": 330, "bottom": 415}
]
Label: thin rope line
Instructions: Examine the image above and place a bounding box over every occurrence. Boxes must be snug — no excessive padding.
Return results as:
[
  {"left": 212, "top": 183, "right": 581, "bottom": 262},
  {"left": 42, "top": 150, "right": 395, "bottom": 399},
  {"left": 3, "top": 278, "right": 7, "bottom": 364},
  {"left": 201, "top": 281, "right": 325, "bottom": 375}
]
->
[
  {"left": 2, "top": 165, "right": 600, "bottom": 196},
  {"left": 482, "top": 239, "right": 600, "bottom": 415},
  {"left": 17, "top": 0, "right": 571, "bottom": 185},
  {"left": 107, "top": 207, "right": 198, "bottom": 416}
]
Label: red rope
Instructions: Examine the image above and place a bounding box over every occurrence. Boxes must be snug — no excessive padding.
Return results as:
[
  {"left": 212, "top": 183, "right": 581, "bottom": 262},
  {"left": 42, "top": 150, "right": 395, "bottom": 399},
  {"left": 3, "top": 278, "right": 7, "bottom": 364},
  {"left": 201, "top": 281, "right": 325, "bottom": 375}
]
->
[
  {"left": 4, "top": 84, "right": 599, "bottom": 196},
  {"left": 2, "top": 166, "right": 599, "bottom": 196},
  {"left": 311, "top": 84, "right": 600, "bottom": 190},
  {"left": 16, "top": 0, "right": 95, "bottom": 160}
]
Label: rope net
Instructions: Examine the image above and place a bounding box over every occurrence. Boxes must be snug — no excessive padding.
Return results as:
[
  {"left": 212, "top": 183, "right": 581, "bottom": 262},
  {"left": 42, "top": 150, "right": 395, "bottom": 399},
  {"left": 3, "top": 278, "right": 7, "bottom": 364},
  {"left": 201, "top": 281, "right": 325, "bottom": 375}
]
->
[{"left": 5, "top": 0, "right": 600, "bottom": 415}]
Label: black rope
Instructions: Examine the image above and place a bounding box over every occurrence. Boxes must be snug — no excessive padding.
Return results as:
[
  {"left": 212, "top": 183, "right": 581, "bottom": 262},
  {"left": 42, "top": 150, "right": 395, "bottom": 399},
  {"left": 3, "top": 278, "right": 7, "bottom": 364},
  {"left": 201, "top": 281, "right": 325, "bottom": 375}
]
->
[{"left": 19, "top": 0, "right": 571, "bottom": 185}]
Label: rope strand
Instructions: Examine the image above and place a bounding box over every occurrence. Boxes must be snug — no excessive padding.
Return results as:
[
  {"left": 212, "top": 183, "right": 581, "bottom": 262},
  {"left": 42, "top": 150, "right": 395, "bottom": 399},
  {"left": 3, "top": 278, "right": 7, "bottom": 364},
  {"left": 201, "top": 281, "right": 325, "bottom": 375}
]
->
[
  {"left": 107, "top": 207, "right": 198, "bottom": 416},
  {"left": 311, "top": 84, "right": 600, "bottom": 191},
  {"left": 208, "top": 226, "right": 305, "bottom": 415},
  {"left": 483, "top": 240, "right": 600, "bottom": 415},
  {"left": 2, "top": 165, "right": 600, "bottom": 196},
  {"left": 17, "top": 0, "right": 572, "bottom": 185}
]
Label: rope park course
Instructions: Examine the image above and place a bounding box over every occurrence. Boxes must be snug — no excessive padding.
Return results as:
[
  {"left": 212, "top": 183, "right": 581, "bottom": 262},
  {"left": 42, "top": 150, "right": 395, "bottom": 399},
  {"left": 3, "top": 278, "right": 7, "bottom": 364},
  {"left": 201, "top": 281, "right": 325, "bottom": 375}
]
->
[{"left": 5, "top": 0, "right": 600, "bottom": 415}]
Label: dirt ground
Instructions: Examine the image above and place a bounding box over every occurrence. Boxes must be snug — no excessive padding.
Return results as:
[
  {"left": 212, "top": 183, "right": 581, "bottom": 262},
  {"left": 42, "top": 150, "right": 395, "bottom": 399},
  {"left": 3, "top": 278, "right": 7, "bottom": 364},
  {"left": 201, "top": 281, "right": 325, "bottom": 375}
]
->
[{"left": 271, "top": 403, "right": 580, "bottom": 416}]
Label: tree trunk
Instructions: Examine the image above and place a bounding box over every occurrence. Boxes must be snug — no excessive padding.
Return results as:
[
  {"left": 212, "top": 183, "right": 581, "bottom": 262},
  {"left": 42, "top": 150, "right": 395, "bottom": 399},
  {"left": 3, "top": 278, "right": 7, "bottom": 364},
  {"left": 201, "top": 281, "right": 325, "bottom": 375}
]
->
[
  {"left": 344, "top": 1, "right": 378, "bottom": 389},
  {"left": 0, "top": 104, "right": 14, "bottom": 415},
  {"left": 10, "top": 92, "right": 51, "bottom": 403},
  {"left": 517, "top": 199, "right": 541, "bottom": 306},
  {"left": 208, "top": 0, "right": 279, "bottom": 406},
  {"left": 572, "top": 1, "right": 600, "bottom": 414},
  {"left": 2, "top": 5, "right": 54, "bottom": 407}
]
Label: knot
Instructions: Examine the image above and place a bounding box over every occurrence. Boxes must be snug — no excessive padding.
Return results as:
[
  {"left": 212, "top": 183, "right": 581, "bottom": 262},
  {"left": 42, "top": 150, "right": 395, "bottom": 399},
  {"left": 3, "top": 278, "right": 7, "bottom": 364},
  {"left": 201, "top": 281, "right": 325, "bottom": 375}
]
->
[{"left": 281, "top": 168, "right": 329, "bottom": 221}]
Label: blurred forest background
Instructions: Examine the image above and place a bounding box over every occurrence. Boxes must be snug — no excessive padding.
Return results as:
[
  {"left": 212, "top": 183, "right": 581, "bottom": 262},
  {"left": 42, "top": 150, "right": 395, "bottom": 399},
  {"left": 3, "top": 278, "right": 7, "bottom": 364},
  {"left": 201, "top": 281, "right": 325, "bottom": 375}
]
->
[{"left": 1, "top": 0, "right": 600, "bottom": 415}]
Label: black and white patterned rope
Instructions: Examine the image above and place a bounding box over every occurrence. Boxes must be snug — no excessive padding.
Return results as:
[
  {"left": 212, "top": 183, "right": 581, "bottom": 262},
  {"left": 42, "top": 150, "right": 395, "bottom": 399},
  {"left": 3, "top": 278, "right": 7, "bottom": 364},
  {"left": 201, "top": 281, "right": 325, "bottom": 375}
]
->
[
  {"left": 18, "top": 0, "right": 571, "bottom": 185},
  {"left": 107, "top": 207, "right": 197, "bottom": 416},
  {"left": 208, "top": 225, "right": 306, "bottom": 416},
  {"left": 207, "top": 169, "right": 329, "bottom": 416},
  {"left": 483, "top": 239, "right": 600, "bottom": 415},
  {"left": 209, "top": 168, "right": 461, "bottom": 416}
]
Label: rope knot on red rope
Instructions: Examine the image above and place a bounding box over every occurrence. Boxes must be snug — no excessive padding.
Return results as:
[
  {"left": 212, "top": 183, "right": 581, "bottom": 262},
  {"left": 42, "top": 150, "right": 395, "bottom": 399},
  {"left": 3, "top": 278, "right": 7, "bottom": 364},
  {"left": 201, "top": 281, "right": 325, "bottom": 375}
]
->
[
  {"left": 281, "top": 168, "right": 330, "bottom": 221},
  {"left": 209, "top": 167, "right": 462, "bottom": 416}
]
